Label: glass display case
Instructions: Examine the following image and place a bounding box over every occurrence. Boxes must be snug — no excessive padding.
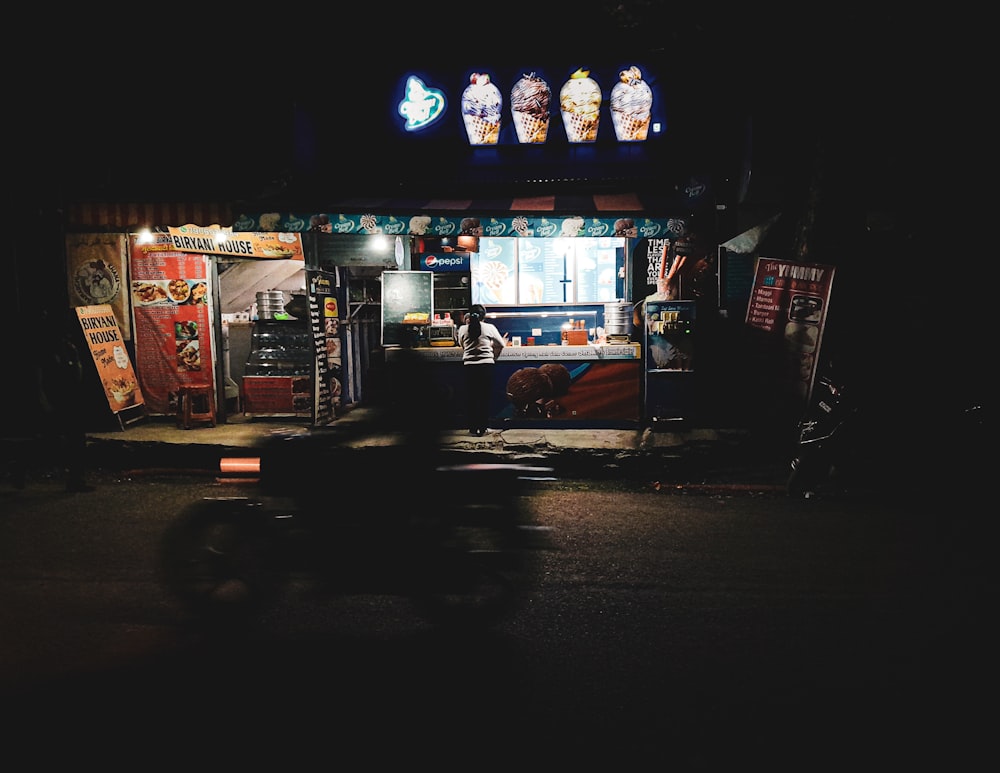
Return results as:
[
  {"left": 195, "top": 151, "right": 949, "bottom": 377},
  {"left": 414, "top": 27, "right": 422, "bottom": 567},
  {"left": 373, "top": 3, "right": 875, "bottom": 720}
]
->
[
  {"left": 245, "top": 319, "right": 311, "bottom": 376},
  {"left": 243, "top": 319, "right": 312, "bottom": 417},
  {"left": 488, "top": 308, "right": 600, "bottom": 347}
]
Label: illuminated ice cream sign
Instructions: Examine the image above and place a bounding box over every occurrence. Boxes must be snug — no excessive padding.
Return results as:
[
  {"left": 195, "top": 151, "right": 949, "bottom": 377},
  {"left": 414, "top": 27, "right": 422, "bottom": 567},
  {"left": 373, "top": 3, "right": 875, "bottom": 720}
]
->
[
  {"left": 397, "top": 66, "right": 659, "bottom": 144},
  {"left": 397, "top": 76, "right": 447, "bottom": 131}
]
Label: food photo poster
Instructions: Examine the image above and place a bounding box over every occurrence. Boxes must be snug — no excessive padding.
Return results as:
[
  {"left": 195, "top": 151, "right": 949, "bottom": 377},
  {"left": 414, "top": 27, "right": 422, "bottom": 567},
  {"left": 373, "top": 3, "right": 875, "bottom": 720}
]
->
[{"left": 128, "top": 234, "right": 214, "bottom": 415}]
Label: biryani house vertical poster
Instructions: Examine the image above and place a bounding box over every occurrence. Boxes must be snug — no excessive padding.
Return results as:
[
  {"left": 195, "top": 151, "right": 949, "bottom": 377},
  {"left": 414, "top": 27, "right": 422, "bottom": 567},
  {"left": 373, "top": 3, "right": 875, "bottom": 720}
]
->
[
  {"left": 129, "top": 234, "right": 214, "bottom": 415},
  {"left": 76, "top": 304, "right": 144, "bottom": 415}
]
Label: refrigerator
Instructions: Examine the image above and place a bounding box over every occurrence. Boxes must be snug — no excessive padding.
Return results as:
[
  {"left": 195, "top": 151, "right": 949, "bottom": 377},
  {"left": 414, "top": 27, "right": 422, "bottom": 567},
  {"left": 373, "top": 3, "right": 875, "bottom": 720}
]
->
[{"left": 642, "top": 299, "right": 696, "bottom": 424}]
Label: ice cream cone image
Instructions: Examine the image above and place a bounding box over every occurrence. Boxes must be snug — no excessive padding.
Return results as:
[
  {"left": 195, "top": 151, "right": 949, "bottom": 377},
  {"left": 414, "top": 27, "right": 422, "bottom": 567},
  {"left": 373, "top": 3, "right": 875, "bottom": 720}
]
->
[
  {"left": 461, "top": 72, "right": 502, "bottom": 146},
  {"left": 610, "top": 65, "right": 652, "bottom": 142},
  {"left": 463, "top": 113, "right": 500, "bottom": 144},
  {"left": 612, "top": 111, "right": 650, "bottom": 142},
  {"left": 559, "top": 68, "right": 602, "bottom": 143},
  {"left": 562, "top": 110, "right": 599, "bottom": 143},
  {"left": 510, "top": 72, "right": 551, "bottom": 144},
  {"left": 512, "top": 111, "right": 549, "bottom": 143}
]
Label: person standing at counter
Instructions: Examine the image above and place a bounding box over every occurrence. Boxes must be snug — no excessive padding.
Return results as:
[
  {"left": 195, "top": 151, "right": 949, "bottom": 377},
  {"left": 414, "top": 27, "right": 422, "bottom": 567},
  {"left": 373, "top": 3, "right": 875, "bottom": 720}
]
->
[{"left": 457, "top": 303, "right": 507, "bottom": 436}]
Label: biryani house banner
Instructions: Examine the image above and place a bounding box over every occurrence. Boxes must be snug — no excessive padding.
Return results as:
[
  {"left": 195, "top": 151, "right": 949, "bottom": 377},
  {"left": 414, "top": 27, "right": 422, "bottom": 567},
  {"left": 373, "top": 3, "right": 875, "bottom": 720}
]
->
[
  {"left": 75, "top": 304, "right": 144, "bottom": 416},
  {"left": 166, "top": 226, "right": 304, "bottom": 259}
]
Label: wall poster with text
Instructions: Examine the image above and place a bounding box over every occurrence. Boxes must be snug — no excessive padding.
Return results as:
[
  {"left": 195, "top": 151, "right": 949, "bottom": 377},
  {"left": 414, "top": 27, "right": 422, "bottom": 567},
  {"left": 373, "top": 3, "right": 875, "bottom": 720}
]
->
[
  {"left": 308, "top": 268, "right": 339, "bottom": 426},
  {"left": 128, "top": 234, "right": 215, "bottom": 416},
  {"left": 745, "top": 257, "right": 835, "bottom": 406}
]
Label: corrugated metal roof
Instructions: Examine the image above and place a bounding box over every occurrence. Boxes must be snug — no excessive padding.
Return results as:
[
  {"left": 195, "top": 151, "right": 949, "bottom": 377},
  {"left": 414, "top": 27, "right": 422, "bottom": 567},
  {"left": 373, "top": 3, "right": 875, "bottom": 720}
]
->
[{"left": 67, "top": 201, "right": 233, "bottom": 230}]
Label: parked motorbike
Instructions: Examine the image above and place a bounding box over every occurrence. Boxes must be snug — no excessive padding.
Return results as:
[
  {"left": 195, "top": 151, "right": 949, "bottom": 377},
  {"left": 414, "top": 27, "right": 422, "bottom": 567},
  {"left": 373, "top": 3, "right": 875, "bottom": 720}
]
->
[
  {"left": 787, "top": 370, "right": 856, "bottom": 498},
  {"left": 160, "top": 427, "right": 555, "bottom": 629},
  {"left": 787, "top": 365, "right": 988, "bottom": 499}
]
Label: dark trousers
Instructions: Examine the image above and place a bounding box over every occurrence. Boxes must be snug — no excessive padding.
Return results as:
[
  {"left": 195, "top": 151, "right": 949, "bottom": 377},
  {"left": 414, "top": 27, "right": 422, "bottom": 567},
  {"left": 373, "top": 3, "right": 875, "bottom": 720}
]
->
[
  {"left": 464, "top": 363, "right": 494, "bottom": 432},
  {"left": 40, "top": 407, "right": 88, "bottom": 485}
]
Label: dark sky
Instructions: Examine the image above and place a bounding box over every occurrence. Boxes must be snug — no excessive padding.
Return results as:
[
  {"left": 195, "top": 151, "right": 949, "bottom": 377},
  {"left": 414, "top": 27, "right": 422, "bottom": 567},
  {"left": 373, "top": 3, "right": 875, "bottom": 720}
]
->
[{"left": 14, "top": 6, "right": 935, "bottom": 217}]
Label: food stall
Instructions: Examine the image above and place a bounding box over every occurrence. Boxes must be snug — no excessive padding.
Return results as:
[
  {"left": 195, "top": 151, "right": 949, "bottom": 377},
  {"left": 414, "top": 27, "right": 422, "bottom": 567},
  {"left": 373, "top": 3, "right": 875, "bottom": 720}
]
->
[
  {"left": 223, "top": 217, "right": 709, "bottom": 430},
  {"left": 379, "top": 232, "right": 647, "bottom": 427}
]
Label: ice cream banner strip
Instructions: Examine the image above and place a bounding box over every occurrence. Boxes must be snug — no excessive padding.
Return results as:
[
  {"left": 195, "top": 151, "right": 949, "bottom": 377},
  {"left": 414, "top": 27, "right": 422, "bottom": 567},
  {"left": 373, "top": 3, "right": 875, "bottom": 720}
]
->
[
  {"left": 232, "top": 213, "right": 699, "bottom": 240},
  {"left": 167, "top": 226, "right": 304, "bottom": 259}
]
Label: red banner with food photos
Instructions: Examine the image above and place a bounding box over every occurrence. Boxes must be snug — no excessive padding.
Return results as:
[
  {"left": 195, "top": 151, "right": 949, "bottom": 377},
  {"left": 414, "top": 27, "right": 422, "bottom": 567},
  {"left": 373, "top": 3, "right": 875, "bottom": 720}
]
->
[{"left": 129, "top": 234, "right": 214, "bottom": 416}]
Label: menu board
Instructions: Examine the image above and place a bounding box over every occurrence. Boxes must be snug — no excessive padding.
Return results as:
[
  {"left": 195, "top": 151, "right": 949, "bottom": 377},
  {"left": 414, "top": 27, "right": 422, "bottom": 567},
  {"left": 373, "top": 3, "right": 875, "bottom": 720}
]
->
[
  {"left": 381, "top": 270, "right": 432, "bottom": 346},
  {"left": 745, "top": 257, "right": 835, "bottom": 404},
  {"left": 472, "top": 238, "right": 517, "bottom": 305},
  {"left": 518, "top": 239, "right": 571, "bottom": 304},
  {"left": 585, "top": 242, "right": 621, "bottom": 302},
  {"left": 487, "top": 237, "right": 626, "bottom": 305}
]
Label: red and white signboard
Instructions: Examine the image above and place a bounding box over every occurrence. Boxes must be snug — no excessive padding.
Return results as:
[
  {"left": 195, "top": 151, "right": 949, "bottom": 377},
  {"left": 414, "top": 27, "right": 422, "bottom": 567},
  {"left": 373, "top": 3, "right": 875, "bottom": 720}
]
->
[
  {"left": 129, "top": 234, "right": 215, "bottom": 416},
  {"left": 746, "top": 258, "right": 835, "bottom": 404}
]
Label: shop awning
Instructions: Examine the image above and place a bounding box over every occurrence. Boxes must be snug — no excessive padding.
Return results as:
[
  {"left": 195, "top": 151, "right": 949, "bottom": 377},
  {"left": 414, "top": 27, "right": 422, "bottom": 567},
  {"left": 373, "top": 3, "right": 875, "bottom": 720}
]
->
[
  {"left": 313, "top": 183, "right": 708, "bottom": 216},
  {"left": 63, "top": 180, "right": 710, "bottom": 233},
  {"left": 230, "top": 180, "right": 713, "bottom": 237},
  {"left": 67, "top": 201, "right": 233, "bottom": 230},
  {"left": 326, "top": 191, "right": 649, "bottom": 213}
]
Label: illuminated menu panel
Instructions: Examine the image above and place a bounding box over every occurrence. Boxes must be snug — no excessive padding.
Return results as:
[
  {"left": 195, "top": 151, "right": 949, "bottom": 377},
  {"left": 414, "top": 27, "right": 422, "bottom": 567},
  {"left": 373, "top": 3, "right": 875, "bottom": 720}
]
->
[
  {"left": 519, "top": 238, "right": 574, "bottom": 303},
  {"left": 473, "top": 237, "right": 624, "bottom": 305}
]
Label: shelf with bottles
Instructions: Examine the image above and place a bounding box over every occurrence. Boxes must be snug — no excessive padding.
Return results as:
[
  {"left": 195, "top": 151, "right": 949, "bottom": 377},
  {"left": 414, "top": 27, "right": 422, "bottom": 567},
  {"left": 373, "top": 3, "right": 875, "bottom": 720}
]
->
[{"left": 432, "top": 272, "right": 470, "bottom": 320}]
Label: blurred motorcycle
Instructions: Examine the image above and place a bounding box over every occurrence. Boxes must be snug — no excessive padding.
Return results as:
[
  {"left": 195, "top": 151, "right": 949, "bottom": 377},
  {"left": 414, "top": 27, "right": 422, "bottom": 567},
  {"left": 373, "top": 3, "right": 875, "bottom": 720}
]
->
[{"left": 160, "top": 426, "right": 554, "bottom": 629}]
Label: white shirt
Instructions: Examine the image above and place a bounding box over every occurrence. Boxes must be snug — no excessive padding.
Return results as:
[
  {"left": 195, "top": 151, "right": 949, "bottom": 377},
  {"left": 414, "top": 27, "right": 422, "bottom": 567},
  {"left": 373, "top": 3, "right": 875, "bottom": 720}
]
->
[{"left": 457, "top": 321, "right": 506, "bottom": 364}]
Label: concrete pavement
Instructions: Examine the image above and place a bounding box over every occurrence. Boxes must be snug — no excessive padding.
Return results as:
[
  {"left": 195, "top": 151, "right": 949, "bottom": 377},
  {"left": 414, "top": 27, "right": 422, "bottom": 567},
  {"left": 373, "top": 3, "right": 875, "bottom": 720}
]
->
[{"left": 84, "top": 406, "right": 791, "bottom": 486}]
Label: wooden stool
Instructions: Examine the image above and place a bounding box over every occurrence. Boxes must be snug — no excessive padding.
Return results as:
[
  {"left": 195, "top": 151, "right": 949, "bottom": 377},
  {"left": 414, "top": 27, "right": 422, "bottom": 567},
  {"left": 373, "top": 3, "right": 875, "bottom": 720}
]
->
[{"left": 177, "top": 385, "right": 216, "bottom": 429}]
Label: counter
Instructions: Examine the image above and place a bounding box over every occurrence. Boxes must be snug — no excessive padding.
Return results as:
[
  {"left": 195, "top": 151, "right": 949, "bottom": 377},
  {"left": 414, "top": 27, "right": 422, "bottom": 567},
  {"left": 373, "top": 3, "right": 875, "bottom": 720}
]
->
[
  {"left": 385, "top": 343, "right": 641, "bottom": 427},
  {"left": 386, "top": 343, "right": 641, "bottom": 362}
]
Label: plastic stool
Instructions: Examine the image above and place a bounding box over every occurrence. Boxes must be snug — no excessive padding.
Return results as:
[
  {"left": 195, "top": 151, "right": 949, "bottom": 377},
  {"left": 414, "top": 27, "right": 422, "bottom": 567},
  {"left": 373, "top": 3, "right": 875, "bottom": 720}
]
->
[{"left": 177, "top": 385, "right": 216, "bottom": 429}]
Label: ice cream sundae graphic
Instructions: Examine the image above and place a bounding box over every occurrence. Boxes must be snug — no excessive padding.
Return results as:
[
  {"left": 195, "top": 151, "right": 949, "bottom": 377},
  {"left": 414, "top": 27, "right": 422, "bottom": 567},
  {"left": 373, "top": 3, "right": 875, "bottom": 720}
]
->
[
  {"left": 510, "top": 72, "right": 551, "bottom": 144},
  {"left": 461, "top": 72, "right": 502, "bottom": 145},
  {"left": 610, "top": 65, "right": 653, "bottom": 141},
  {"left": 559, "top": 68, "right": 602, "bottom": 143}
]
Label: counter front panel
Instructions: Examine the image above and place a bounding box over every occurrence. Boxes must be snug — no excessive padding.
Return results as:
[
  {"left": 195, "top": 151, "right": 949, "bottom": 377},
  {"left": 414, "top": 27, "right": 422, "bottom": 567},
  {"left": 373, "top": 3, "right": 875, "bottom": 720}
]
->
[{"left": 385, "top": 344, "right": 641, "bottom": 426}]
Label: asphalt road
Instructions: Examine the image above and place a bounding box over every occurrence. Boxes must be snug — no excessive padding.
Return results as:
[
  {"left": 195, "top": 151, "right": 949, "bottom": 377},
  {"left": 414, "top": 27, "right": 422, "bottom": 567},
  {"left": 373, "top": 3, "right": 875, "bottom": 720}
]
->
[{"left": 1, "top": 469, "right": 996, "bottom": 769}]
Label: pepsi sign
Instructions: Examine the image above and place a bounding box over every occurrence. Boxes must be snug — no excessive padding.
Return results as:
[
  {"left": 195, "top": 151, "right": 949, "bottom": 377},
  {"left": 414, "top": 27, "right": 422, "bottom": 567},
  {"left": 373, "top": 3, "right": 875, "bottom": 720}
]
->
[{"left": 419, "top": 252, "right": 470, "bottom": 272}]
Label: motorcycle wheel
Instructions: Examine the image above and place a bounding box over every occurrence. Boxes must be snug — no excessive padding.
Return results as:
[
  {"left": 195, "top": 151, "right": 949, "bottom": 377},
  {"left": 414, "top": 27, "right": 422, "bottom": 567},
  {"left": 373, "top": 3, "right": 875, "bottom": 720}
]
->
[
  {"left": 160, "top": 497, "right": 273, "bottom": 625},
  {"left": 408, "top": 512, "right": 536, "bottom": 629},
  {"left": 787, "top": 451, "right": 824, "bottom": 498}
]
